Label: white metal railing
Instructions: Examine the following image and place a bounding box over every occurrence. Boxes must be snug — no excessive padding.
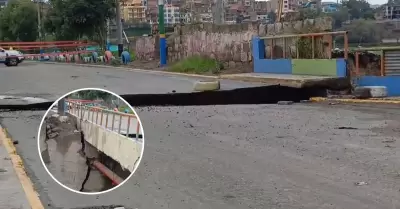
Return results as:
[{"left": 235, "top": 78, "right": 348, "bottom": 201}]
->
[{"left": 66, "top": 100, "right": 143, "bottom": 142}]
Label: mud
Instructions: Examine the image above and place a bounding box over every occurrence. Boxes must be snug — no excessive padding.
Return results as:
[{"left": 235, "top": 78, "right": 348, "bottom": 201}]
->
[
  {"left": 40, "top": 111, "right": 135, "bottom": 192},
  {"left": 41, "top": 114, "right": 114, "bottom": 192}
]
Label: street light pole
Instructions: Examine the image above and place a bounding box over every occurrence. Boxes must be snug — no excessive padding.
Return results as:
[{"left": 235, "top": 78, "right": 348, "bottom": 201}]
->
[
  {"left": 37, "top": 0, "right": 42, "bottom": 41},
  {"left": 116, "top": 0, "right": 124, "bottom": 57},
  {"left": 158, "top": 0, "right": 166, "bottom": 66},
  {"left": 36, "top": 0, "right": 43, "bottom": 56}
]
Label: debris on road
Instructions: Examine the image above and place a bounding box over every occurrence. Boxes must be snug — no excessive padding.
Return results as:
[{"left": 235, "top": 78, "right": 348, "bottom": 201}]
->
[
  {"left": 70, "top": 206, "right": 129, "bottom": 209},
  {"left": 300, "top": 100, "right": 311, "bottom": 103},
  {"left": 277, "top": 101, "right": 294, "bottom": 105},
  {"left": 193, "top": 80, "right": 220, "bottom": 92},
  {"left": 336, "top": 126, "right": 358, "bottom": 130},
  {"left": 12, "top": 140, "right": 18, "bottom": 144},
  {"left": 353, "top": 88, "right": 372, "bottom": 99},
  {"left": 51, "top": 113, "right": 59, "bottom": 118},
  {"left": 59, "top": 116, "right": 68, "bottom": 123},
  {"left": 0, "top": 168, "right": 7, "bottom": 172},
  {"left": 354, "top": 181, "right": 368, "bottom": 186},
  {"left": 382, "top": 139, "right": 396, "bottom": 143}
]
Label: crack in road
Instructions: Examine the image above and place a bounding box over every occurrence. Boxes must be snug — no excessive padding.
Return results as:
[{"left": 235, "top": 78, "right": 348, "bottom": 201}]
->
[
  {"left": 0, "top": 85, "right": 326, "bottom": 111},
  {"left": 80, "top": 157, "right": 93, "bottom": 192}
]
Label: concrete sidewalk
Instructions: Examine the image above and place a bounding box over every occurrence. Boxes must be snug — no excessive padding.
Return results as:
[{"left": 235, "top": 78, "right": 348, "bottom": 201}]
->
[
  {"left": 0, "top": 128, "right": 44, "bottom": 209},
  {"left": 220, "top": 73, "right": 350, "bottom": 89},
  {"left": 0, "top": 138, "right": 31, "bottom": 209}
]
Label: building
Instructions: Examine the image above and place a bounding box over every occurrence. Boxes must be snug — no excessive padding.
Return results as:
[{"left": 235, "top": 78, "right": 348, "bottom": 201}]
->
[
  {"left": 282, "top": 0, "right": 297, "bottom": 13},
  {"left": 164, "top": 4, "right": 181, "bottom": 24},
  {"left": 256, "top": 12, "right": 269, "bottom": 22},
  {"left": 384, "top": 5, "right": 400, "bottom": 19},
  {"left": 121, "top": 0, "right": 147, "bottom": 22},
  {"left": 254, "top": 0, "right": 275, "bottom": 12},
  {"left": 267, "top": 0, "right": 297, "bottom": 14},
  {"left": 321, "top": 1, "right": 338, "bottom": 13},
  {"left": 0, "top": 0, "right": 7, "bottom": 8}
]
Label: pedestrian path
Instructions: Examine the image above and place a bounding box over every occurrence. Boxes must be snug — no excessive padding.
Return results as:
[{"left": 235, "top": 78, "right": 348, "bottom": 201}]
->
[
  {"left": 0, "top": 127, "right": 44, "bottom": 209},
  {"left": 0, "top": 137, "right": 31, "bottom": 209}
]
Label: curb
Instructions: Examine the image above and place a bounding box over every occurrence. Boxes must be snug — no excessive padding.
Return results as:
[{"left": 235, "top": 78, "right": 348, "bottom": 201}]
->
[
  {"left": 219, "top": 74, "right": 303, "bottom": 88},
  {"left": 29, "top": 61, "right": 219, "bottom": 80},
  {"left": 310, "top": 97, "right": 400, "bottom": 104},
  {"left": 0, "top": 128, "right": 44, "bottom": 209},
  {"left": 28, "top": 61, "right": 345, "bottom": 88}
]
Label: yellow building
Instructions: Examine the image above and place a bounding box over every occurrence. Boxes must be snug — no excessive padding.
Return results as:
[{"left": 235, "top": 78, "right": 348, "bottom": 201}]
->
[{"left": 121, "top": 0, "right": 146, "bottom": 23}]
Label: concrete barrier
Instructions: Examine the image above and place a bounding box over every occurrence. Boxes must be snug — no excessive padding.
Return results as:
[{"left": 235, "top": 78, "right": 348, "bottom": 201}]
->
[
  {"left": 78, "top": 119, "right": 142, "bottom": 172},
  {"left": 66, "top": 101, "right": 143, "bottom": 172}
]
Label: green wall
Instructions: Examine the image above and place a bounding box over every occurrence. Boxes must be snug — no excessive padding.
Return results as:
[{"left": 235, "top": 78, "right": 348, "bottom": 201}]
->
[{"left": 292, "top": 59, "right": 337, "bottom": 76}]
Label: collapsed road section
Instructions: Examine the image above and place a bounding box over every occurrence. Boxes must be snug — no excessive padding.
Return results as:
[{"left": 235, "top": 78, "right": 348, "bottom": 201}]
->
[
  {"left": 0, "top": 85, "right": 328, "bottom": 111},
  {"left": 39, "top": 89, "right": 144, "bottom": 193}
]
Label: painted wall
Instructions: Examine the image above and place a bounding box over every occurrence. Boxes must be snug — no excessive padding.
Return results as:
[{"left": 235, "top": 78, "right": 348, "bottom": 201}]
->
[
  {"left": 354, "top": 76, "right": 400, "bottom": 97},
  {"left": 252, "top": 37, "right": 347, "bottom": 77}
]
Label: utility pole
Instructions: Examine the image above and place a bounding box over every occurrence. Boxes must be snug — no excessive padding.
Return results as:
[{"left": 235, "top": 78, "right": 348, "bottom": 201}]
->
[
  {"left": 116, "top": 0, "right": 124, "bottom": 57},
  {"left": 158, "top": 0, "right": 167, "bottom": 66},
  {"left": 37, "top": 0, "right": 42, "bottom": 41},
  {"left": 106, "top": 19, "right": 111, "bottom": 51}
]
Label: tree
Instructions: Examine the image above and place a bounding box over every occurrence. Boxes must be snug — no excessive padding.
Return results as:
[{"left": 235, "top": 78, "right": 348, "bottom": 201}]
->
[
  {"left": 0, "top": 0, "right": 38, "bottom": 41},
  {"left": 342, "top": 0, "right": 374, "bottom": 20},
  {"left": 338, "top": 19, "right": 385, "bottom": 45},
  {"left": 298, "top": 8, "right": 322, "bottom": 20},
  {"left": 44, "top": 0, "right": 116, "bottom": 48},
  {"left": 331, "top": 7, "right": 350, "bottom": 29},
  {"left": 71, "top": 90, "right": 112, "bottom": 101}
]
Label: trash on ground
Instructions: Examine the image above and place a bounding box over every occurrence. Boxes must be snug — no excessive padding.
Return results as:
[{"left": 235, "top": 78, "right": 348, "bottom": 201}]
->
[{"left": 354, "top": 181, "right": 368, "bottom": 186}]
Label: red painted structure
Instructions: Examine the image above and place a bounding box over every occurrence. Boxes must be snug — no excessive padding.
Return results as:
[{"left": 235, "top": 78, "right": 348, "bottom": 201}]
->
[{"left": 0, "top": 41, "right": 97, "bottom": 54}]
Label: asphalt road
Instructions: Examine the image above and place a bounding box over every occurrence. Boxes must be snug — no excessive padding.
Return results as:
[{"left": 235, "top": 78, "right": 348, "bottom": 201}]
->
[
  {"left": 0, "top": 63, "right": 399, "bottom": 209},
  {"left": 0, "top": 62, "right": 259, "bottom": 100}
]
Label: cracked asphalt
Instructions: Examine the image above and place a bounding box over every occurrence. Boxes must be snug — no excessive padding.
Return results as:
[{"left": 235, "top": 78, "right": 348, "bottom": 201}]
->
[{"left": 0, "top": 63, "right": 399, "bottom": 209}]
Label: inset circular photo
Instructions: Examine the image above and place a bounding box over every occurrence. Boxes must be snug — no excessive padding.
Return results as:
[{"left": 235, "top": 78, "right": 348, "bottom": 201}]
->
[{"left": 38, "top": 88, "right": 144, "bottom": 195}]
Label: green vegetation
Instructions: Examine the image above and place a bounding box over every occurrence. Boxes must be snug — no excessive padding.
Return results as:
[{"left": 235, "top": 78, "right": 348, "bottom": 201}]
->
[
  {"left": 43, "top": 0, "right": 115, "bottom": 50},
  {"left": 111, "top": 58, "right": 122, "bottom": 66},
  {"left": 118, "top": 106, "right": 134, "bottom": 114},
  {"left": 70, "top": 90, "right": 113, "bottom": 101},
  {"left": 0, "top": 0, "right": 38, "bottom": 41},
  {"left": 0, "top": 0, "right": 115, "bottom": 50},
  {"left": 169, "top": 56, "right": 224, "bottom": 75}
]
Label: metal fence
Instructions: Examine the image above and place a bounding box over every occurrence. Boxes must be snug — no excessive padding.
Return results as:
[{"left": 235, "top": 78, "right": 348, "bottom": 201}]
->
[
  {"left": 66, "top": 101, "right": 143, "bottom": 142},
  {"left": 353, "top": 46, "right": 400, "bottom": 76},
  {"left": 259, "top": 31, "right": 349, "bottom": 59}
]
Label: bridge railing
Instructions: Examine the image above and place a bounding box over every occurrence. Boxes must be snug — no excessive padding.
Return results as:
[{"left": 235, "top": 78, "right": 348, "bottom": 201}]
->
[
  {"left": 258, "top": 31, "right": 349, "bottom": 59},
  {"left": 66, "top": 100, "right": 143, "bottom": 142},
  {"left": 0, "top": 41, "right": 98, "bottom": 56}
]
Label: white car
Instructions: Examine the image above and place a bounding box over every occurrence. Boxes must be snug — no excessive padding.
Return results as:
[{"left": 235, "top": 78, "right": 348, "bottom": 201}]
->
[
  {"left": 0, "top": 48, "right": 22, "bottom": 67},
  {"left": 6, "top": 50, "right": 24, "bottom": 63}
]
